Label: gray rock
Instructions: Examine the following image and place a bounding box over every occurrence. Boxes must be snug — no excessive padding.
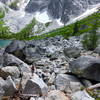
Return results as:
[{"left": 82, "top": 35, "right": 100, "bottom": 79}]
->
[
  {"left": 5, "top": 40, "right": 25, "bottom": 59},
  {"left": 3, "top": 76, "right": 17, "bottom": 96},
  {"left": 48, "top": 72, "right": 55, "bottom": 85},
  {"left": 55, "top": 74, "right": 82, "bottom": 93},
  {"left": 45, "top": 90, "right": 69, "bottom": 100},
  {"left": 48, "top": 85, "right": 56, "bottom": 91},
  {"left": 94, "top": 46, "right": 100, "bottom": 55},
  {"left": 0, "top": 87, "right": 4, "bottom": 100},
  {"left": 0, "top": 78, "right": 5, "bottom": 99},
  {"left": 3, "top": 53, "right": 31, "bottom": 72},
  {"left": 0, "top": 48, "right": 5, "bottom": 67},
  {"left": 23, "top": 74, "right": 48, "bottom": 96},
  {"left": 30, "top": 90, "right": 70, "bottom": 100},
  {"left": 63, "top": 36, "right": 83, "bottom": 49},
  {"left": 81, "top": 79, "right": 92, "bottom": 87},
  {"left": 70, "top": 56, "right": 100, "bottom": 81},
  {"left": 0, "top": 66, "right": 20, "bottom": 79},
  {"left": 47, "top": 53, "right": 59, "bottom": 60},
  {"left": 63, "top": 47, "right": 81, "bottom": 58},
  {"left": 0, "top": 77, "right": 6, "bottom": 86},
  {"left": 23, "top": 46, "right": 46, "bottom": 63},
  {"left": 71, "top": 90, "right": 95, "bottom": 100}
]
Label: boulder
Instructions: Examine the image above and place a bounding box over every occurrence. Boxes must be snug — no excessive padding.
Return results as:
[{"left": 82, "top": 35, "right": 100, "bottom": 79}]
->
[
  {"left": 5, "top": 40, "right": 25, "bottom": 59},
  {"left": 2, "top": 76, "right": 17, "bottom": 96},
  {"left": 30, "top": 90, "right": 70, "bottom": 100},
  {"left": 0, "top": 77, "right": 6, "bottom": 86},
  {"left": 46, "top": 51, "right": 60, "bottom": 60},
  {"left": 17, "top": 44, "right": 46, "bottom": 64},
  {"left": 63, "top": 47, "right": 81, "bottom": 58},
  {"left": 70, "top": 56, "right": 100, "bottom": 81},
  {"left": 23, "top": 74, "right": 48, "bottom": 96},
  {"left": 0, "top": 66, "right": 20, "bottom": 79},
  {"left": 23, "top": 46, "right": 45, "bottom": 63},
  {"left": 45, "top": 90, "right": 70, "bottom": 100},
  {"left": 0, "top": 87, "right": 4, "bottom": 100},
  {"left": 71, "top": 90, "right": 95, "bottom": 100},
  {"left": 55, "top": 74, "right": 82, "bottom": 93},
  {"left": 3, "top": 53, "right": 31, "bottom": 72},
  {"left": 0, "top": 48, "right": 5, "bottom": 66},
  {"left": 0, "top": 77, "right": 6, "bottom": 98},
  {"left": 48, "top": 72, "right": 55, "bottom": 85},
  {"left": 94, "top": 46, "right": 100, "bottom": 55}
]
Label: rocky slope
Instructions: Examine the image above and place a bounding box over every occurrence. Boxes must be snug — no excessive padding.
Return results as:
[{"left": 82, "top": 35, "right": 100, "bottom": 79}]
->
[{"left": 0, "top": 36, "right": 100, "bottom": 100}]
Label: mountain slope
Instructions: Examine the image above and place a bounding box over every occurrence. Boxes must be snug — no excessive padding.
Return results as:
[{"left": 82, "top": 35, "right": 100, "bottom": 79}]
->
[
  {"left": 0, "top": 0, "right": 100, "bottom": 40},
  {"left": 25, "top": 0, "right": 100, "bottom": 23}
]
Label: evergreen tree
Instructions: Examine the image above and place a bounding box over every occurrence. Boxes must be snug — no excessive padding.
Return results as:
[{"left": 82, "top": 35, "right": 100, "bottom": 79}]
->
[
  {"left": 82, "top": 18, "right": 98, "bottom": 50},
  {"left": 72, "top": 21, "right": 79, "bottom": 36}
]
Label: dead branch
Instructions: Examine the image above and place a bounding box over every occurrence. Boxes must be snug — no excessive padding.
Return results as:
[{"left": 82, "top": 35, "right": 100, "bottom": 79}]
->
[
  {"left": 20, "top": 94, "right": 39, "bottom": 97},
  {"left": 86, "top": 83, "right": 100, "bottom": 90}
]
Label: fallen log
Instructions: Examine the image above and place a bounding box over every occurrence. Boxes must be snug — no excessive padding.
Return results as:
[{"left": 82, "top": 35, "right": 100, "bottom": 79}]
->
[{"left": 87, "top": 83, "right": 100, "bottom": 90}]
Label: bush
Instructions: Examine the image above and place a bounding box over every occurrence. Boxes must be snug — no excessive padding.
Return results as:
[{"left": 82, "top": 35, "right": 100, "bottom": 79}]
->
[
  {"left": 82, "top": 19, "right": 98, "bottom": 50},
  {"left": 72, "top": 21, "right": 79, "bottom": 36},
  {"left": 82, "top": 33, "right": 98, "bottom": 50}
]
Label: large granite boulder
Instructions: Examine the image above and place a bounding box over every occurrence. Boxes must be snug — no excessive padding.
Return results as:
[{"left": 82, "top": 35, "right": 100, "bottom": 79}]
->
[
  {"left": 0, "top": 77, "right": 6, "bottom": 98},
  {"left": 0, "top": 76, "right": 17, "bottom": 96},
  {"left": 23, "top": 74, "right": 48, "bottom": 96},
  {"left": 94, "top": 46, "right": 100, "bottom": 55},
  {"left": 3, "top": 53, "right": 31, "bottom": 72},
  {"left": 5, "top": 40, "right": 25, "bottom": 59},
  {"left": 23, "top": 46, "right": 46, "bottom": 63},
  {"left": 55, "top": 74, "right": 82, "bottom": 93},
  {"left": 30, "top": 90, "right": 70, "bottom": 100},
  {"left": 45, "top": 90, "right": 70, "bottom": 100},
  {"left": 0, "top": 87, "right": 4, "bottom": 100},
  {"left": 71, "top": 90, "right": 95, "bottom": 100},
  {"left": 0, "top": 66, "right": 20, "bottom": 79},
  {"left": 70, "top": 56, "right": 100, "bottom": 81},
  {"left": 63, "top": 47, "right": 81, "bottom": 58},
  {"left": 0, "top": 48, "right": 5, "bottom": 66},
  {"left": 3, "top": 76, "right": 17, "bottom": 96}
]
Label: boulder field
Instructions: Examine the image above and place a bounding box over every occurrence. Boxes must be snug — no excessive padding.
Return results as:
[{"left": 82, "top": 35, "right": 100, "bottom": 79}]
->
[{"left": 0, "top": 36, "right": 100, "bottom": 100}]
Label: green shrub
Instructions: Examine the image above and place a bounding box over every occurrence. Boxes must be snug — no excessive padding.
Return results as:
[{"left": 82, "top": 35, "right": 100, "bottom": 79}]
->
[
  {"left": 82, "top": 19, "right": 98, "bottom": 50},
  {"left": 15, "top": 18, "right": 36, "bottom": 40},
  {"left": 72, "top": 21, "right": 79, "bottom": 36}
]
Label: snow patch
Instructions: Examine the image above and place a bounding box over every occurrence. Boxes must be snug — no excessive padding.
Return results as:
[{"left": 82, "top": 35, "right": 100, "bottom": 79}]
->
[
  {"left": 56, "top": 19, "right": 64, "bottom": 26},
  {"left": 35, "top": 11, "right": 52, "bottom": 23}
]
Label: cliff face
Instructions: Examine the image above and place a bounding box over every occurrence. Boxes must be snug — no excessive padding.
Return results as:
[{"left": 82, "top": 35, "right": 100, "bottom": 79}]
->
[{"left": 25, "top": 0, "right": 100, "bottom": 23}]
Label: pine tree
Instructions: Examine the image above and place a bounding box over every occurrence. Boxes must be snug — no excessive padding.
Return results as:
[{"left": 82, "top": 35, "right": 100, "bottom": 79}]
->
[{"left": 72, "top": 21, "right": 79, "bottom": 36}]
